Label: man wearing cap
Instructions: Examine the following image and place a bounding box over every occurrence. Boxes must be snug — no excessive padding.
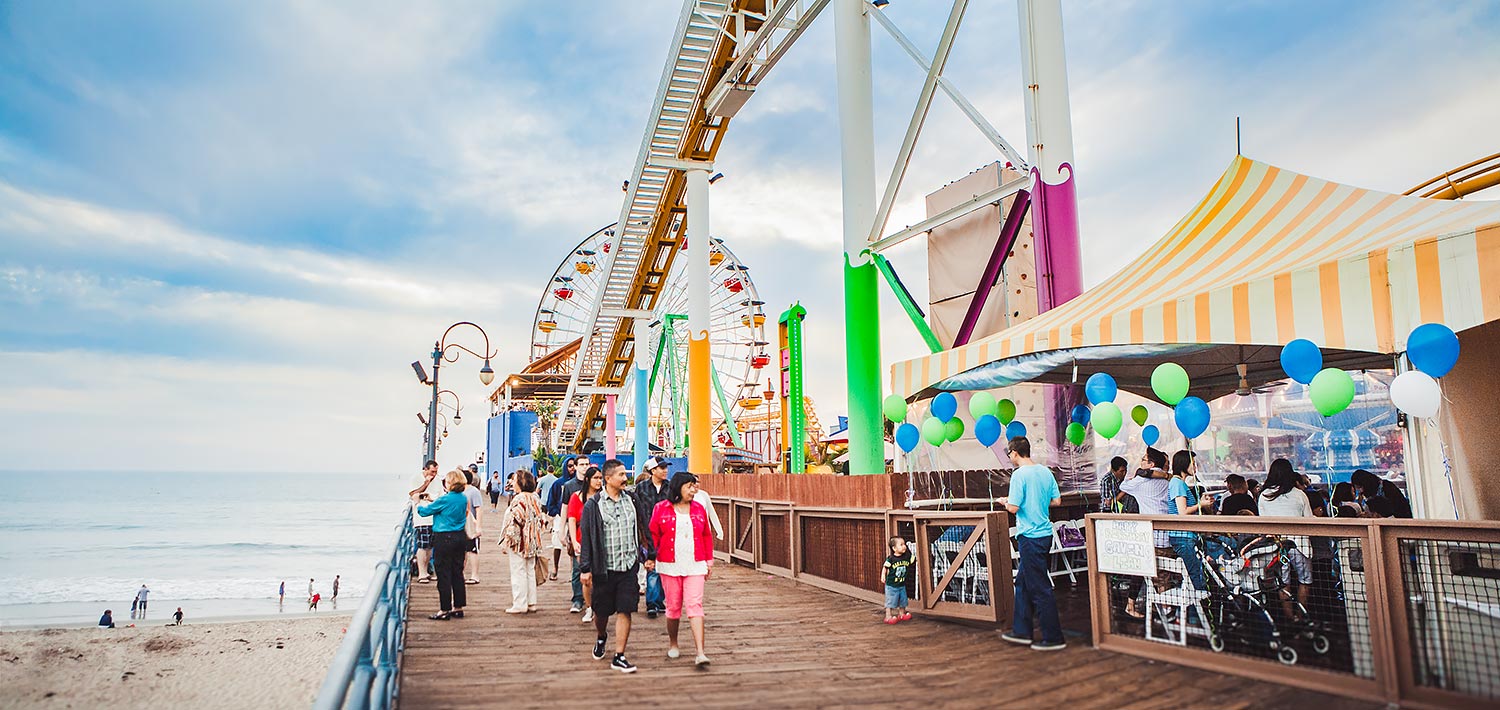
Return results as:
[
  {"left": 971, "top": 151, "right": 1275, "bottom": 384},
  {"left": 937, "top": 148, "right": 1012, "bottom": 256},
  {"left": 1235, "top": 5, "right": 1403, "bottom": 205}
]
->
[{"left": 635, "top": 457, "right": 672, "bottom": 618}]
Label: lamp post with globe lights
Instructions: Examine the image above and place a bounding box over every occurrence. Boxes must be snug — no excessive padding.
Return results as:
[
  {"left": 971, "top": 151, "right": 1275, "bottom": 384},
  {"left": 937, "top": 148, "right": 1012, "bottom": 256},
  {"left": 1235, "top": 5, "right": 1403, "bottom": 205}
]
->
[{"left": 412, "top": 322, "right": 495, "bottom": 466}]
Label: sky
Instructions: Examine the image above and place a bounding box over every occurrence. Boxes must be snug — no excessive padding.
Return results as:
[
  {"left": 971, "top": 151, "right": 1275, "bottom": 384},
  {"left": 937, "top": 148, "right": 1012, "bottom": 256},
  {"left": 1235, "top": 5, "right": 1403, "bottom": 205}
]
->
[{"left": 2, "top": 1, "right": 1498, "bottom": 473}]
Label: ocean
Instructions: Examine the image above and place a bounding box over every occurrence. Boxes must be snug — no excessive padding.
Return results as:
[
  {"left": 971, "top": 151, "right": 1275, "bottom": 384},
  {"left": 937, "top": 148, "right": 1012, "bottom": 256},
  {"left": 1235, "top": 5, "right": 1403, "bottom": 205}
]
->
[{"left": 0, "top": 471, "right": 413, "bottom": 629}]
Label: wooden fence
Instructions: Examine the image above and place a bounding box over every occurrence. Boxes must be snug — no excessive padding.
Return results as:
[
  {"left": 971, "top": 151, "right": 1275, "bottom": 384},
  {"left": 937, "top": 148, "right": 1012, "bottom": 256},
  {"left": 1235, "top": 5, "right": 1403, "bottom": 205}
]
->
[
  {"left": 709, "top": 493, "right": 1011, "bottom": 624},
  {"left": 1086, "top": 514, "right": 1500, "bottom": 710}
]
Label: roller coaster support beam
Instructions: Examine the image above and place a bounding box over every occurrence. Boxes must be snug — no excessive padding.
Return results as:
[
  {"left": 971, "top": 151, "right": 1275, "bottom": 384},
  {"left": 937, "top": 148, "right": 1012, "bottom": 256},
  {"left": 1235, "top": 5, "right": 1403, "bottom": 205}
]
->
[
  {"left": 602, "top": 307, "right": 656, "bottom": 475},
  {"left": 835, "top": 0, "right": 883, "bottom": 476},
  {"left": 686, "top": 168, "right": 713, "bottom": 475}
]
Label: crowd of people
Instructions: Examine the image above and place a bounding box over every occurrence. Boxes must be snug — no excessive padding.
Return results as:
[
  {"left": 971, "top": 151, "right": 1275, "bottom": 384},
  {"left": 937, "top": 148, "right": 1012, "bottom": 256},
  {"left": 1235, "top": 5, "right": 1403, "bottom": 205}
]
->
[
  {"left": 1099, "top": 448, "right": 1413, "bottom": 523},
  {"left": 410, "top": 454, "right": 724, "bottom": 673},
  {"left": 1098, "top": 445, "right": 1414, "bottom": 622}
]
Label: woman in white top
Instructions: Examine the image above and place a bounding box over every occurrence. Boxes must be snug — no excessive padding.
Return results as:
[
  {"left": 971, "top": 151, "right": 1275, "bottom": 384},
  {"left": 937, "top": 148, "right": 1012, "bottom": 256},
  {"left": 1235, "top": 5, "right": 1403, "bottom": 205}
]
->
[
  {"left": 647, "top": 472, "right": 715, "bottom": 667},
  {"left": 1258, "top": 460, "right": 1313, "bottom": 518},
  {"left": 1254, "top": 459, "right": 1315, "bottom": 617}
]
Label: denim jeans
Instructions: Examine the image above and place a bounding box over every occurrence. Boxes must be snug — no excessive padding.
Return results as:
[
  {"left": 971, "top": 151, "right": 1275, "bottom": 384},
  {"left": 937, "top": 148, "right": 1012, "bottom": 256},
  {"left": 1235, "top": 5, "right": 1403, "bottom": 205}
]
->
[
  {"left": 1013, "top": 534, "right": 1063, "bottom": 644},
  {"left": 1169, "top": 534, "right": 1206, "bottom": 591},
  {"left": 570, "top": 554, "right": 584, "bottom": 606},
  {"left": 645, "top": 569, "right": 665, "bottom": 611}
]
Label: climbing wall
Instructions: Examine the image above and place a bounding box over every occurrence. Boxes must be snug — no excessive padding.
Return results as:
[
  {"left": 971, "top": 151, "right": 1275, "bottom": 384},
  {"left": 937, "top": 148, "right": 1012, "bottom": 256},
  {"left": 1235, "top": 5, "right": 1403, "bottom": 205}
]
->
[{"left": 919, "top": 163, "right": 1052, "bottom": 472}]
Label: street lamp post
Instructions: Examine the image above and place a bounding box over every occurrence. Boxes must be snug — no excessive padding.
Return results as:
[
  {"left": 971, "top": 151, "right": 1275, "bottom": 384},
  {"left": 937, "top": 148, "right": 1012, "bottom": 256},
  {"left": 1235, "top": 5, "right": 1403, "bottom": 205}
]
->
[{"left": 416, "top": 322, "right": 495, "bottom": 467}]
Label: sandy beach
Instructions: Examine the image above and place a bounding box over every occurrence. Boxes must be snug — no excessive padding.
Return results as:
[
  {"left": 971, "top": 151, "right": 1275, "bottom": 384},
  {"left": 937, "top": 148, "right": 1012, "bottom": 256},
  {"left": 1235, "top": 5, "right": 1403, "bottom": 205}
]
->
[{"left": 0, "top": 615, "right": 349, "bottom": 709}]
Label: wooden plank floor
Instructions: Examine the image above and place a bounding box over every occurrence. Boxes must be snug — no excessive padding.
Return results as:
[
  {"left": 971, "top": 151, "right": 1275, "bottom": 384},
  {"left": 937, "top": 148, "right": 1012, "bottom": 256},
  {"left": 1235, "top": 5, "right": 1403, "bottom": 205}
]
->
[{"left": 398, "top": 504, "right": 1381, "bottom": 710}]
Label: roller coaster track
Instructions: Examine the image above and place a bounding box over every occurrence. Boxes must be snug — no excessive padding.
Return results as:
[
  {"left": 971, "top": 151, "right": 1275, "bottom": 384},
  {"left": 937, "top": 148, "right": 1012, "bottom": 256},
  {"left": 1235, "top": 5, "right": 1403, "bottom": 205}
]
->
[
  {"left": 1405, "top": 152, "right": 1500, "bottom": 200},
  {"left": 556, "top": 0, "right": 829, "bottom": 451}
]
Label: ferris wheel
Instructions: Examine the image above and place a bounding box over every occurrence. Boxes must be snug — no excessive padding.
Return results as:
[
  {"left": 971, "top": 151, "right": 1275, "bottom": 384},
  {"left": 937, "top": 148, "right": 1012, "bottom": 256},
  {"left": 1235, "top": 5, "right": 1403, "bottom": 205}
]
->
[{"left": 529, "top": 223, "right": 773, "bottom": 453}]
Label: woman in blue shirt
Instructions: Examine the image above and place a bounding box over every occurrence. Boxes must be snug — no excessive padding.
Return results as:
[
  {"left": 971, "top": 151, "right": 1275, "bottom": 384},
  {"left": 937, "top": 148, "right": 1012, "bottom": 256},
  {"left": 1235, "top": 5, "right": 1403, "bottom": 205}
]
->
[
  {"left": 1167, "top": 450, "right": 1215, "bottom": 591},
  {"left": 416, "top": 470, "right": 471, "bottom": 620}
]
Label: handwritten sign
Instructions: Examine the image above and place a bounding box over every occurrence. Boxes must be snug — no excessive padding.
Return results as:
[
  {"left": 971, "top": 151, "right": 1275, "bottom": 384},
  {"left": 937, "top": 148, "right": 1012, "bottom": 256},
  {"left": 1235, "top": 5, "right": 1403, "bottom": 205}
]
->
[{"left": 1093, "top": 519, "right": 1156, "bottom": 577}]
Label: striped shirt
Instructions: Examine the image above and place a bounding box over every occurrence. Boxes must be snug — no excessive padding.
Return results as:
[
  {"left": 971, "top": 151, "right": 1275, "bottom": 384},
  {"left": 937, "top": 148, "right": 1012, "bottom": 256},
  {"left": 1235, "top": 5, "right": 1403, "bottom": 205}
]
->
[{"left": 598, "top": 491, "right": 639, "bottom": 573}]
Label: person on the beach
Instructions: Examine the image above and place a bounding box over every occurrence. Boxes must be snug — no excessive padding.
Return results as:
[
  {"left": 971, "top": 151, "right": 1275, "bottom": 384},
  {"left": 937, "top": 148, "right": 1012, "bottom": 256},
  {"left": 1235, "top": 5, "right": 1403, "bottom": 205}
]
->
[
  {"left": 408, "top": 459, "right": 444, "bottom": 583},
  {"left": 648, "top": 471, "right": 715, "bottom": 667},
  {"left": 309, "top": 592, "right": 320, "bottom": 611},
  {"left": 500, "top": 469, "right": 545, "bottom": 614},
  {"left": 1000, "top": 436, "right": 1066, "bottom": 651},
  {"left": 279, "top": 581, "right": 285, "bottom": 604},
  {"left": 99, "top": 609, "right": 115, "bottom": 628},
  {"left": 882, "top": 536, "right": 913, "bottom": 625},
  {"left": 130, "top": 597, "right": 139, "bottom": 619},
  {"left": 173, "top": 607, "right": 184, "bottom": 625},
  {"left": 462, "top": 470, "right": 485, "bottom": 585},
  {"left": 307, "top": 578, "right": 314, "bottom": 602},
  {"left": 331, "top": 575, "right": 340, "bottom": 600},
  {"left": 135, "top": 585, "right": 149, "bottom": 617},
  {"left": 416, "top": 469, "right": 471, "bottom": 620},
  {"left": 568, "top": 465, "right": 604, "bottom": 622},
  {"left": 580, "top": 458, "right": 653, "bottom": 673}
]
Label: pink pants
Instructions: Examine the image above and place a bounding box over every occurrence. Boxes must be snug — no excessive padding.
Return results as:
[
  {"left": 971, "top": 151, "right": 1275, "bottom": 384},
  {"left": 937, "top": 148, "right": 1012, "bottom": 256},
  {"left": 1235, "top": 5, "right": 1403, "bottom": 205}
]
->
[{"left": 661, "top": 573, "right": 706, "bottom": 619}]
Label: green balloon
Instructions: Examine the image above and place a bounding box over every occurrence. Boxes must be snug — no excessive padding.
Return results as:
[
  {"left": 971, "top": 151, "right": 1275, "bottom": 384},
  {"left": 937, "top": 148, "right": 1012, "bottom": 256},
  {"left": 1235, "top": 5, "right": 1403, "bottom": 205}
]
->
[
  {"left": 1151, "top": 362, "right": 1190, "bottom": 405},
  {"left": 1309, "top": 368, "right": 1356, "bottom": 416},
  {"left": 1093, "top": 401, "right": 1124, "bottom": 439},
  {"left": 1131, "top": 404, "right": 1149, "bottom": 426},
  {"left": 1066, "top": 421, "right": 1087, "bottom": 446},
  {"left": 996, "top": 398, "right": 1017, "bottom": 425},
  {"left": 968, "top": 391, "right": 997, "bottom": 420},
  {"left": 921, "top": 417, "right": 946, "bottom": 446},
  {"left": 882, "top": 394, "right": 908, "bottom": 423},
  {"left": 943, "top": 417, "right": 965, "bottom": 442}
]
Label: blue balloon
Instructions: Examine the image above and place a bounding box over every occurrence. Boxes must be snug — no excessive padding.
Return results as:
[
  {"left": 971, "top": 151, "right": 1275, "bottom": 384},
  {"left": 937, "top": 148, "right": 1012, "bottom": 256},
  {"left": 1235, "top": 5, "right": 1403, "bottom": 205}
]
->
[
  {"left": 1174, "top": 396, "right": 1211, "bottom": 440},
  {"left": 1279, "top": 338, "right": 1323, "bottom": 385},
  {"left": 1085, "top": 372, "right": 1118, "bottom": 405},
  {"left": 1005, "top": 420, "right": 1027, "bottom": 441},
  {"left": 895, "top": 422, "right": 920, "bottom": 453},
  {"left": 1070, "top": 404, "right": 1091, "bottom": 425},
  {"left": 1142, "top": 424, "right": 1160, "bottom": 446},
  {"left": 931, "top": 392, "right": 958, "bottom": 422},
  {"left": 1407, "top": 323, "right": 1460, "bottom": 378},
  {"left": 974, "top": 414, "right": 1003, "bottom": 448}
]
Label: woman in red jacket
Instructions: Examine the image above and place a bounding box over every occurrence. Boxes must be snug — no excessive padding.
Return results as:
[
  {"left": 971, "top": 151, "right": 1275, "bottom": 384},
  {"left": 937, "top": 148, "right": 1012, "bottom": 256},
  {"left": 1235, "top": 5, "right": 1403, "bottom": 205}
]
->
[{"left": 648, "top": 472, "right": 715, "bottom": 667}]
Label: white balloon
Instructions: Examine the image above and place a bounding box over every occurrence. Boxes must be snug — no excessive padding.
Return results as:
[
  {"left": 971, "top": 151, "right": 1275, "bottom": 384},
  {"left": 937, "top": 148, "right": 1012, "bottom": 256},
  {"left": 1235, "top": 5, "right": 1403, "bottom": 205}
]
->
[{"left": 1390, "top": 371, "right": 1441, "bottom": 419}]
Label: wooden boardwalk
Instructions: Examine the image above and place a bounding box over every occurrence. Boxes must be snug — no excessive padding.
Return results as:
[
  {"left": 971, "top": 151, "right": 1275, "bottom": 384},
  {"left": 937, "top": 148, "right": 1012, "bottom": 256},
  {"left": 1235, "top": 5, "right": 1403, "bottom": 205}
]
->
[{"left": 398, "top": 504, "right": 1380, "bottom": 710}]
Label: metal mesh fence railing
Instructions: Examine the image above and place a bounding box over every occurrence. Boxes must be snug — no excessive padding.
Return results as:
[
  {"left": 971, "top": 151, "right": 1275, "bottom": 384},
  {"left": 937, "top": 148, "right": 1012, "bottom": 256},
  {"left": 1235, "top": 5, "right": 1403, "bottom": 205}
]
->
[
  {"left": 1399, "top": 538, "right": 1500, "bottom": 701},
  {"left": 1101, "top": 521, "right": 1372, "bottom": 674}
]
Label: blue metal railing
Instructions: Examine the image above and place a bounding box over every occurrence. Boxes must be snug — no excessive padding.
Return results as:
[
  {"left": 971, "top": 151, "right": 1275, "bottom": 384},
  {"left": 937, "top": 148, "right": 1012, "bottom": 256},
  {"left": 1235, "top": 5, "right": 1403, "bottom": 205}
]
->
[{"left": 313, "top": 505, "right": 415, "bottom": 710}]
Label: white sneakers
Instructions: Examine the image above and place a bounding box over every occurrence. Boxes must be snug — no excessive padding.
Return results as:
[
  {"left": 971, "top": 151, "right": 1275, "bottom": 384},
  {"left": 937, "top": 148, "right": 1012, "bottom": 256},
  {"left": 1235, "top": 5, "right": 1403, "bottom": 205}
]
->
[
  {"left": 581, "top": 608, "right": 594, "bottom": 622},
  {"left": 666, "top": 647, "right": 681, "bottom": 659}
]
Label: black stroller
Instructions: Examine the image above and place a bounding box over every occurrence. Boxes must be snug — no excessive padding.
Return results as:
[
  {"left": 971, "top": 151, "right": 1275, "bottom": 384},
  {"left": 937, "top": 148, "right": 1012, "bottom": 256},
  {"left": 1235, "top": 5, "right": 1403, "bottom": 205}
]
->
[{"left": 1198, "top": 534, "right": 1332, "bottom": 665}]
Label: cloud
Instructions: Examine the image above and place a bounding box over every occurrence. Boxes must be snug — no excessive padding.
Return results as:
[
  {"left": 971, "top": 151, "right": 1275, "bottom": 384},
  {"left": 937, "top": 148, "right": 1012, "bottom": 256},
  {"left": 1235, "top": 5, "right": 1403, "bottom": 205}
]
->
[{"left": 2, "top": 1, "right": 1498, "bottom": 473}]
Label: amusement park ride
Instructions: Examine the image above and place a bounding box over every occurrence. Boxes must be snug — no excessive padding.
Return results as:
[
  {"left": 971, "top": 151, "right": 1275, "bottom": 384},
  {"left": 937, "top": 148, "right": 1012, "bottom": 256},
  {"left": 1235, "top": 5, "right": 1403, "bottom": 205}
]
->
[
  {"left": 491, "top": 222, "right": 823, "bottom": 468},
  {"left": 485, "top": 0, "right": 1086, "bottom": 474},
  {"left": 486, "top": 0, "right": 1500, "bottom": 482}
]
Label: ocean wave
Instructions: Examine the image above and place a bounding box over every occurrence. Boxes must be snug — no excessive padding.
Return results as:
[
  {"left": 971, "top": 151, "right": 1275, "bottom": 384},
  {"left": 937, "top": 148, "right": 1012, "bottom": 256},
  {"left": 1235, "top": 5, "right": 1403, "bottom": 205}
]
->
[{"left": 0, "top": 575, "right": 370, "bottom": 606}]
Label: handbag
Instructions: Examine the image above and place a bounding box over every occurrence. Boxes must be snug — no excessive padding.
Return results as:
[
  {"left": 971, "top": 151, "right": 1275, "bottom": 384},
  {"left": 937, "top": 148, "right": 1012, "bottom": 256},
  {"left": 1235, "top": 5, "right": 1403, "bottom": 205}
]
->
[
  {"left": 464, "top": 510, "right": 479, "bottom": 540},
  {"left": 534, "top": 556, "right": 549, "bottom": 587}
]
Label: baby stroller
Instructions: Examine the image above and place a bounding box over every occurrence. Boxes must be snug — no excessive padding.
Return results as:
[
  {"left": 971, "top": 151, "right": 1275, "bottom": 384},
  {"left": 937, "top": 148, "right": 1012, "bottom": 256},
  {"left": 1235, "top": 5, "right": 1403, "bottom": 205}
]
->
[{"left": 1198, "top": 534, "right": 1330, "bottom": 665}]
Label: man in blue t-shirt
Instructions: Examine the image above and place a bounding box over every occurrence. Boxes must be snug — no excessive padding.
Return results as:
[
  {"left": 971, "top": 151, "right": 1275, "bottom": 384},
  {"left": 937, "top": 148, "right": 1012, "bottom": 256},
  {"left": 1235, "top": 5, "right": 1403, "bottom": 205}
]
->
[{"left": 999, "top": 436, "right": 1065, "bottom": 651}]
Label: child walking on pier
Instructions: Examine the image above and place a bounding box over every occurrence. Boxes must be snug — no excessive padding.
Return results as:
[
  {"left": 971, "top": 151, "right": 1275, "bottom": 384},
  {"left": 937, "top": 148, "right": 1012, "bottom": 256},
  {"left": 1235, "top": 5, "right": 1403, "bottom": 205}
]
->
[{"left": 883, "top": 536, "right": 913, "bottom": 624}]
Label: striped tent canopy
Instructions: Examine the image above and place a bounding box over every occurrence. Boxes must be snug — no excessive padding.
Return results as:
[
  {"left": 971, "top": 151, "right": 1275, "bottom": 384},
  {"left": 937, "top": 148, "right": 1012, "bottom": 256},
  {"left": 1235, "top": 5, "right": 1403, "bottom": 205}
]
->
[{"left": 893, "top": 155, "right": 1500, "bottom": 400}]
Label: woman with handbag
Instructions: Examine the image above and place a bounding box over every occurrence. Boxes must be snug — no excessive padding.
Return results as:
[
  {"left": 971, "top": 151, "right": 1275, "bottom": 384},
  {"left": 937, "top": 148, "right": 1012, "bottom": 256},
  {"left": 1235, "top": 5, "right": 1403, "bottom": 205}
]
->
[
  {"left": 415, "top": 470, "right": 471, "bottom": 620},
  {"left": 500, "top": 469, "right": 545, "bottom": 614}
]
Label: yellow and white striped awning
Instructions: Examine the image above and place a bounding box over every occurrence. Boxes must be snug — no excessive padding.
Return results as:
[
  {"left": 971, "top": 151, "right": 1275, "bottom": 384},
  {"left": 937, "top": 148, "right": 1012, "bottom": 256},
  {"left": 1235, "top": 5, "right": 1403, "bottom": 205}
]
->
[{"left": 892, "top": 155, "right": 1500, "bottom": 398}]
